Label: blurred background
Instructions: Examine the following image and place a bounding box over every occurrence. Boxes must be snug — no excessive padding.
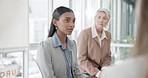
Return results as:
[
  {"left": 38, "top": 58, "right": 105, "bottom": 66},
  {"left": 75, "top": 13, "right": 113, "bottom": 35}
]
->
[{"left": 0, "top": 0, "right": 136, "bottom": 78}]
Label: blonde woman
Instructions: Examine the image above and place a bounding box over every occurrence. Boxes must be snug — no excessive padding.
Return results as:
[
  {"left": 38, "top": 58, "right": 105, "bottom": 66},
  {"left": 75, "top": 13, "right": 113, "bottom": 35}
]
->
[{"left": 77, "top": 8, "right": 111, "bottom": 78}]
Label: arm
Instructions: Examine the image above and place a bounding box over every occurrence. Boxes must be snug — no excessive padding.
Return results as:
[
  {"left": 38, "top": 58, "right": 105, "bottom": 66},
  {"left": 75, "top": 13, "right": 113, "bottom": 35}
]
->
[
  {"left": 77, "top": 30, "right": 99, "bottom": 76},
  {"left": 73, "top": 40, "right": 96, "bottom": 78},
  {"left": 35, "top": 41, "right": 56, "bottom": 78},
  {"left": 102, "top": 32, "right": 112, "bottom": 67},
  {"left": 72, "top": 40, "right": 85, "bottom": 78},
  {"left": 102, "top": 50, "right": 111, "bottom": 67}
]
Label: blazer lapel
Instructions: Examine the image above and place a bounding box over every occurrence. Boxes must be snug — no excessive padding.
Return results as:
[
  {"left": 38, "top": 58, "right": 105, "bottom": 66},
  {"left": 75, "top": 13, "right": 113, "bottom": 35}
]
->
[{"left": 94, "top": 37, "right": 101, "bottom": 47}]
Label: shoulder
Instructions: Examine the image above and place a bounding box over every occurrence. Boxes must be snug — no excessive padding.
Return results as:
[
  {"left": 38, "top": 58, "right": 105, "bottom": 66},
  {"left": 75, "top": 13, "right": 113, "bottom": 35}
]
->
[
  {"left": 105, "top": 30, "right": 111, "bottom": 36},
  {"left": 82, "top": 27, "right": 91, "bottom": 33},
  {"left": 105, "top": 30, "right": 111, "bottom": 39},
  {"left": 39, "top": 37, "right": 53, "bottom": 49},
  {"left": 78, "top": 27, "right": 91, "bottom": 38}
]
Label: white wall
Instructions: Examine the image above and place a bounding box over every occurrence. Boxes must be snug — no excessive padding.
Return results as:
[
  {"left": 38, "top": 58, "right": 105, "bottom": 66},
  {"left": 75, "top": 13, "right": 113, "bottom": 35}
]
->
[{"left": 0, "top": 0, "right": 28, "bottom": 50}]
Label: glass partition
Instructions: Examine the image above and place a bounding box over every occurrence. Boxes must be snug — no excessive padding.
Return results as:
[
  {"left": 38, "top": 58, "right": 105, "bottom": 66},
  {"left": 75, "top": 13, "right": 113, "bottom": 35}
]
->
[
  {"left": 29, "top": 50, "right": 42, "bottom": 78},
  {"left": 0, "top": 52, "right": 23, "bottom": 78}
]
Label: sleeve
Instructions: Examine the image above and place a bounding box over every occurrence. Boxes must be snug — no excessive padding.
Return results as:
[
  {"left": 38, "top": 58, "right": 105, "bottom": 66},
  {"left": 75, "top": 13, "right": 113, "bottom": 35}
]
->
[
  {"left": 102, "top": 32, "right": 112, "bottom": 67},
  {"left": 72, "top": 40, "right": 85, "bottom": 78},
  {"left": 101, "top": 50, "right": 111, "bottom": 67},
  {"left": 35, "top": 41, "right": 56, "bottom": 78},
  {"left": 77, "top": 30, "right": 99, "bottom": 76}
]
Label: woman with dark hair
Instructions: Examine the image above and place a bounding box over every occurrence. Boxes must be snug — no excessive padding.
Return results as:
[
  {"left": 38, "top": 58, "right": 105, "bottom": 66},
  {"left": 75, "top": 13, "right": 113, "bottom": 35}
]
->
[{"left": 36, "top": 6, "right": 88, "bottom": 78}]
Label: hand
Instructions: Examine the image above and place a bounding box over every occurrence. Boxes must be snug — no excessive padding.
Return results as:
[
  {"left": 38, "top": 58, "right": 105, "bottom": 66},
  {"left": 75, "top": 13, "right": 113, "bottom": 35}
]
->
[
  {"left": 98, "top": 72, "right": 102, "bottom": 78},
  {"left": 86, "top": 75, "right": 97, "bottom": 78},
  {"left": 86, "top": 76, "right": 97, "bottom": 78}
]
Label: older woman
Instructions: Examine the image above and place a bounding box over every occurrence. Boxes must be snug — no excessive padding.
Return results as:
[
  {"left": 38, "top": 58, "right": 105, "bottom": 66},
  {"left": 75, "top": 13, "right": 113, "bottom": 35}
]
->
[{"left": 77, "top": 8, "right": 111, "bottom": 78}]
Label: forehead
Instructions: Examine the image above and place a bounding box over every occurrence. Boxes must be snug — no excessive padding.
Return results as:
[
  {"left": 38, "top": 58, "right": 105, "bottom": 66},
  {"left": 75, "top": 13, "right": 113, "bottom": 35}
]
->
[
  {"left": 59, "top": 12, "right": 75, "bottom": 19},
  {"left": 96, "top": 11, "right": 107, "bottom": 16}
]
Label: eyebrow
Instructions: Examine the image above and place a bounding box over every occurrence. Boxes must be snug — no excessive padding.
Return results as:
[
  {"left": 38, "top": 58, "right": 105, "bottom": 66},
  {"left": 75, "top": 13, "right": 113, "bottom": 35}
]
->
[
  {"left": 65, "top": 17, "right": 71, "bottom": 19},
  {"left": 64, "top": 17, "right": 75, "bottom": 20}
]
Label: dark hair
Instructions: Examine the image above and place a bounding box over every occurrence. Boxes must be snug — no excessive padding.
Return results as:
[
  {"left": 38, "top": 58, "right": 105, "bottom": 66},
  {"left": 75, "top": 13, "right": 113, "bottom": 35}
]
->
[{"left": 47, "top": 6, "right": 74, "bottom": 37}]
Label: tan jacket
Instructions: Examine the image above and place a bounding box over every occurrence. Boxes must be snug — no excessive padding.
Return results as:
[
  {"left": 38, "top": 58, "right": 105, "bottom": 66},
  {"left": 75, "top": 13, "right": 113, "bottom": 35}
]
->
[{"left": 77, "top": 27, "right": 111, "bottom": 75}]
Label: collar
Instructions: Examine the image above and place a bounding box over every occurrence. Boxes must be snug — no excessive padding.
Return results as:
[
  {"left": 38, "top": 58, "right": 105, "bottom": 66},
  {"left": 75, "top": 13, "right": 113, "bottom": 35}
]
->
[
  {"left": 52, "top": 32, "right": 74, "bottom": 50},
  {"left": 91, "top": 25, "right": 108, "bottom": 40}
]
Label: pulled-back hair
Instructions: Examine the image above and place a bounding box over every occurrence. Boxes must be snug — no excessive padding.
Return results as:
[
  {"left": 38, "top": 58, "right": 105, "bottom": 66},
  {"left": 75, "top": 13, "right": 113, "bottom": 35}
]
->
[{"left": 47, "top": 6, "right": 74, "bottom": 37}]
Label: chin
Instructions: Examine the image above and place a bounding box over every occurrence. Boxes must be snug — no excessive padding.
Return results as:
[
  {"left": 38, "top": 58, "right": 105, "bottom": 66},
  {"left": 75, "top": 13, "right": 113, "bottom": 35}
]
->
[
  {"left": 67, "top": 31, "right": 73, "bottom": 35},
  {"left": 67, "top": 33, "right": 72, "bottom": 35}
]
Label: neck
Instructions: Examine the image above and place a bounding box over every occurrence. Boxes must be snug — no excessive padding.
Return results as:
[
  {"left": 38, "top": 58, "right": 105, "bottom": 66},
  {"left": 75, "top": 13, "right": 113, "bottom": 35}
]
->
[
  {"left": 96, "top": 29, "right": 103, "bottom": 37},
  {"left": 56, "top": 31, "right": 67, "bottom": 48}
]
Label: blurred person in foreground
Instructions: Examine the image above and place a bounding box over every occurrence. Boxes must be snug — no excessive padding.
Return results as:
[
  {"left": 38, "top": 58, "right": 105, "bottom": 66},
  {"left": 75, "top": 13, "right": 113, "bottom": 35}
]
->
[{"left": 101, "top": 0, "right": 148, "bottom": 78}]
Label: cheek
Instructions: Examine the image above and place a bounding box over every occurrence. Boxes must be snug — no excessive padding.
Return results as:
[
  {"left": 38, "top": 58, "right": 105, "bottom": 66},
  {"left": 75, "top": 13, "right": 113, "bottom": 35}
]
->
[
  {"left": 58, "top": 22, "right": 65, "bottom": 29},
  {"left": 58, "top": 24, "right": 68, "bottom": 31},
  {"left": 95, "top": 20, "right": 99, "bottom": 25},
  {"left": 59, "top": 26, "right": 65, "bottom": 31},
  {"left": 104, "top": 21, "right": 108, "bottom": 25}
]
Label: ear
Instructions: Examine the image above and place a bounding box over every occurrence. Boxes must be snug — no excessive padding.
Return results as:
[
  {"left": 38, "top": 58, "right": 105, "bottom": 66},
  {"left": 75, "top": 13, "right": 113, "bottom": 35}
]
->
[{"left": 53, "top": 18, "right": 58, "bottom": 26}]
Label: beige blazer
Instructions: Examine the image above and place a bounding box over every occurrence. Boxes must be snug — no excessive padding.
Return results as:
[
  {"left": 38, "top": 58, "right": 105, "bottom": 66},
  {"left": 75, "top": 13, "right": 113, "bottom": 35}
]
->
[{"left": 77, "top": 27, "right": 111, "bottom": 75}]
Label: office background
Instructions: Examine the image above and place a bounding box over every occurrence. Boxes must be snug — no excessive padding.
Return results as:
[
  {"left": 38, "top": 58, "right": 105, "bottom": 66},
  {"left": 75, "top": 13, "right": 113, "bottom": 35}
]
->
[{"left": 0, "top": 0, "right": 136, "bottom": 78}]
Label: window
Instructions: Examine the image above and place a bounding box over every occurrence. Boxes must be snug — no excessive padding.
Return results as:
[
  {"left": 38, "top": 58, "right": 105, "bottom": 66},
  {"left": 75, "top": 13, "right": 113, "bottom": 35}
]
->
[
  {"left": 29, "top": 0, "right": 48, "bottom": 43},
  {"left": 71, "top": 0, "right": 135, "bottom": 63},
  {"left": 29, "top": 0, "right": 48, "bottom": 77},
  {"left": 0, "top": 0, "right": 136, "bottom": 78},
  {"left": 0, "top": 52, "right": 23, "bottom": 78}
]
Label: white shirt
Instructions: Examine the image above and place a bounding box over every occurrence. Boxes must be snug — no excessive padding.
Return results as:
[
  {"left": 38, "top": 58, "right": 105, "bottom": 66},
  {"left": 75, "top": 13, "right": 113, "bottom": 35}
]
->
[{"left": 91, "top": 25, "right": 107, "bottom": 47}]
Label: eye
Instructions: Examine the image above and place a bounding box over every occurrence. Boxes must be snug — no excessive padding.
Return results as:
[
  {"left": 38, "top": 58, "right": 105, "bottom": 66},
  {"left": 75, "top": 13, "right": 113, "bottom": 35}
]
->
[
  {"left": 98, "top": 16, "right": 101, "bottom": 19},
  {"left": 73, "top": 18, "right": 75, "bottom": 23},
  {"left": 65, "top": 19, "right": 70, "bottom": 22},
  {"left": 103, "top": 17, "right": 108, "bottom": 20}
]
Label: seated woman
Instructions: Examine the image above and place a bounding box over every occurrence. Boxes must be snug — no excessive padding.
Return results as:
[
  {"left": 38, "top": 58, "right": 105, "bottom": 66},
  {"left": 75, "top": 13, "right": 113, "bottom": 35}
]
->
[
  {"left": 35, "top": 6, "right": 87, "bottom": 78},
  {"left": 77, "top": 8, "right": 111, "bottom": 78}
]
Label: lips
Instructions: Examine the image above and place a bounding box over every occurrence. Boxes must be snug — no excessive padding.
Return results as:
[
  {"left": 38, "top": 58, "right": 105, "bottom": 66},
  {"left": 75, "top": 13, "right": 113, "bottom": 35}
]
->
[
  {"left": 67, "top": 29, "right": 73, "bottom": 31},
  {"left": 67, "top": 29, "right": 73, "bottom": 32}
]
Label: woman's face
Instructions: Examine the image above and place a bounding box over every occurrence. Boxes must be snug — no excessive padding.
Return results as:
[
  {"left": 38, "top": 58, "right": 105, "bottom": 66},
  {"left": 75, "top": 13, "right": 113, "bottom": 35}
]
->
[
  {"left": 54, "top": 12, "right": 75, "bottom": 35},
  {"left": 94, "top": 11, "right": 109, "bottom": 31}
]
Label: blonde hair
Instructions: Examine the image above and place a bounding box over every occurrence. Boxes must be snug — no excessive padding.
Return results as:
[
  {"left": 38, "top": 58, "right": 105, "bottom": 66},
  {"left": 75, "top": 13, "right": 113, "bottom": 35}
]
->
[
  {"left": 93, "top": 8, "right": 111, "bottom": 30},
  {"left": 133, "top": 0, "right": 148, "bottom": 56},
  {"left": 95, "top": 8, "right": 111, "bottom": 20}
]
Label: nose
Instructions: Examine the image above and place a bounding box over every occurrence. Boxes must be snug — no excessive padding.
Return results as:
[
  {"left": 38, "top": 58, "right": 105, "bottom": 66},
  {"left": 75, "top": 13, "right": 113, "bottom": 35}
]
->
[
  {"left": 99, "top": 18, "right": 103, "bottom": 23},
  {"left": 70, "top": 21, "right": 75, "bottom": 28}
]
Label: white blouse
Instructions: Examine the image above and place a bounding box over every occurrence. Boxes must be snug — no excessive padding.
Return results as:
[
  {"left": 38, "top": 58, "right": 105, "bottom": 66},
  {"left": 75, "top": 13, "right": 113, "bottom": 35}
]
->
[{"left": 91, "top": 25, "right": 107, "bottom": 47}]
